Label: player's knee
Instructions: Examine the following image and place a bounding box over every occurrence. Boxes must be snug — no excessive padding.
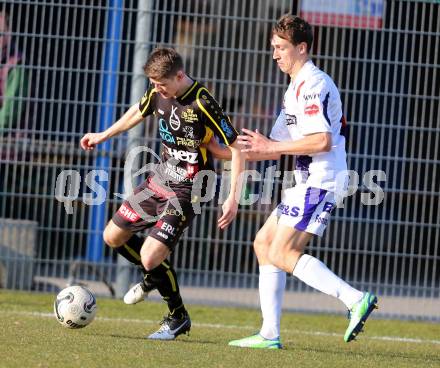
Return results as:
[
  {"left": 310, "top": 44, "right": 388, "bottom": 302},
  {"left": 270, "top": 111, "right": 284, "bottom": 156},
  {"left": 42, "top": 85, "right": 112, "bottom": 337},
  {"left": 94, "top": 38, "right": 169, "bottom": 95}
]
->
[
  {"left": 140, "top": 254, "right": 160, "bottom": 271},
  {"left": 103, "top": 227, "right": 121, "bottom": 248},
  {"left": 267, "top": 246, "right": 284, "bottom": 269},
  {"left": 253, "top": 230, "right": 270, "bottom": 258},
  {"left": 140, "top": 246, "right": 161, "bottom": 271}
]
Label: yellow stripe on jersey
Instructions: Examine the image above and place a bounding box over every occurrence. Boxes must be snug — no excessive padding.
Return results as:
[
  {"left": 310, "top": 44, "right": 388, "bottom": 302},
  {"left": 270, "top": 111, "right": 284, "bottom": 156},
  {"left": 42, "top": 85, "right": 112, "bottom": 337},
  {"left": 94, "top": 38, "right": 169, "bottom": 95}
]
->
[
  {"left": 200, "top": 126, "right": 214, "bottom": 164},
  {"left": 180, "top": 81, "right": 198, "bottom": 100},
  {"left": 203, "top": 126, "right": 214, "bottom": 144},
  {"left": 196, "top": 87, "right": 230, "bottom": 145},
  {"left": 140, "top": 88, "right": 156, "bottom": 116}
]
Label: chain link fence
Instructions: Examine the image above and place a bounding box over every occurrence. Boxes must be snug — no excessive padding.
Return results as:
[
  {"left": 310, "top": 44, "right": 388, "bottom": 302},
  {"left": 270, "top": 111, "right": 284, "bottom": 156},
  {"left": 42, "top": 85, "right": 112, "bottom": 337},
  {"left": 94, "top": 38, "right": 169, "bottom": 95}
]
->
[{"left": 0, "top": 0, "right": 439, "bottom": 320}]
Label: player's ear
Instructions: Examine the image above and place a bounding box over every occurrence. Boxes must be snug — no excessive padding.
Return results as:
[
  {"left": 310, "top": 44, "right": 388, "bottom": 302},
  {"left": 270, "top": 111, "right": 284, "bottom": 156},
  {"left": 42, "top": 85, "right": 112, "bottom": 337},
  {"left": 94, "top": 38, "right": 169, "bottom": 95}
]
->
[
  {"left": 176, "top": 70, "right": 185, "bottom": 81},
  {"left": 298, "top": 42, "right": 308, "bottom": 55}
]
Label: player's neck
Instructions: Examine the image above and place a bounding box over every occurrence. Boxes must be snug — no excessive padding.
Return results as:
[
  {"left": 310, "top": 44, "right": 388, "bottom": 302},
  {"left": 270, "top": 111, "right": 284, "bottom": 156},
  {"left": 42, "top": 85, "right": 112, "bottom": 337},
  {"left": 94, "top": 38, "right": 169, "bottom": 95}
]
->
[
  {"left": 175, "top": 75, "right": 194, "bottom": 98},
  {"left": 289, "top": 57, "right": 309, "bottom": 82}
]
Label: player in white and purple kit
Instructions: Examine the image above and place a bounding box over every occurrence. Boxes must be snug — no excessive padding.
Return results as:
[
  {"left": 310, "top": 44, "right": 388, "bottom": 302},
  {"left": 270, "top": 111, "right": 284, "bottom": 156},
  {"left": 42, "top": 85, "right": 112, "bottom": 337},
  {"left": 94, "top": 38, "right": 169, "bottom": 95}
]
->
[
  {"left": 227, "top": 15, "right": 378, "bottom": 349},
  {"left": 269, "top": 58, "right": 349, "bottom": 236}
]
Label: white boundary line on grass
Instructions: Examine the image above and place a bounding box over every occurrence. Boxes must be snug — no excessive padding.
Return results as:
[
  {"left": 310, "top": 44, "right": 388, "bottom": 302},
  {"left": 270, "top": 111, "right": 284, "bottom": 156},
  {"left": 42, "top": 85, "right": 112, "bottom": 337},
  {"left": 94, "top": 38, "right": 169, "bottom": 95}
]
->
[{"left": 6, "top": 311, "right": 440, "bottom": 346}]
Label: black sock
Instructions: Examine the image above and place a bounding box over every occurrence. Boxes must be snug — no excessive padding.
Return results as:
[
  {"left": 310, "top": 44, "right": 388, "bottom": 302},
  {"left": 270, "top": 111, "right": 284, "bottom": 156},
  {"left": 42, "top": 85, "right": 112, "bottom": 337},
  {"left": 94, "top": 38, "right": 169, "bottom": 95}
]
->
[
  {"left": 146, "top": 260, "right": 187, "bottom": 318},
  {"left": 113, "top": 234, "right": 143, "bottom": 266},
  {"left": 114, "top": 236, "right": 186, "bottom": 317}
]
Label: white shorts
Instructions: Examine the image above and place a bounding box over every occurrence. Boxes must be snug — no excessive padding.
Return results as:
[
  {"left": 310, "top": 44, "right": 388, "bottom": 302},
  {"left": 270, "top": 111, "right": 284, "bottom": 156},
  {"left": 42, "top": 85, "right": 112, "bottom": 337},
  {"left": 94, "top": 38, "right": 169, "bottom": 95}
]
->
[{"left": 271, "top": 186, "right": 338, "bottom": 237}]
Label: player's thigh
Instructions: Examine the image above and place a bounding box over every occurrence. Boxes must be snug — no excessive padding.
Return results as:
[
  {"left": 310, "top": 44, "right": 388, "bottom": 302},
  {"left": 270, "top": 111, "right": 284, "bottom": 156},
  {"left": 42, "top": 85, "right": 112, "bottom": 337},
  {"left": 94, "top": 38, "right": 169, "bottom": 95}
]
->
[
  {"left": 141, "top": 196, "right": 195, "bottom": 270},
  {"left": 253, "top": 215, "right": 278, "bottom": 262},
  {"left": 265, "top": 225, "right": 313, "bottom": 272},
  {"left": 111, "top": 184, "right": 159, "bottom": 234},
  {"left": 140, "top": 236, "right": 171, "bottom": 270},
  {"left": 270, "top": 224, "right": 313, "bottom": 255},
  {"left": 103, "top": 220, "right": 133, "bottom": 248},
  {"left": 148, "top": 189, "right": 196, "bottom": 247}
]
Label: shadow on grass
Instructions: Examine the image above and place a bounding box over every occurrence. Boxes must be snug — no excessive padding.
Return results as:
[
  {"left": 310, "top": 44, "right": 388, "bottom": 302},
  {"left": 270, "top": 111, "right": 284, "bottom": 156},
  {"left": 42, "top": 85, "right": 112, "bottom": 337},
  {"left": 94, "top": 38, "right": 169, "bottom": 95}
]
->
[
  {"left": 84, "top": 331, "right": 217, "bottom": 345},
  {"left": 292, "top": 344, "right": 440, "bottom": 363},
  {"left": 109, "top": 334, "right": 217, "bottom": 345}
]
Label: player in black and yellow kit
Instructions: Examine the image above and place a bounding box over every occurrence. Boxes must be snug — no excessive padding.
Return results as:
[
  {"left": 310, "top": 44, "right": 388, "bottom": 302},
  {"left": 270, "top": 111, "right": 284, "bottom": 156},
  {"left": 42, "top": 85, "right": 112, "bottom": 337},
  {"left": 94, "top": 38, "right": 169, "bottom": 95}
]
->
[{"left": 80, "top": 48, "right": 245, "bottom": 340}]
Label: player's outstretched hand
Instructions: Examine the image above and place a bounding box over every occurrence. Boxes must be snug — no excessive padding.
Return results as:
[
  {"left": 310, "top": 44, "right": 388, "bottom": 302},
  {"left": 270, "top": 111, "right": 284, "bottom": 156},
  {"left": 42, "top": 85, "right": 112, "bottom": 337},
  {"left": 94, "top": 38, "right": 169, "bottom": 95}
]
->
[
  {"left": 218, "top": 197, "right": 238, "bottom": 229},
  {"left": 80, "top": 132, "right": 107, "bottom": 151},
  {"left": 237, "top": 128, "right": 273, "bottom": 154}
]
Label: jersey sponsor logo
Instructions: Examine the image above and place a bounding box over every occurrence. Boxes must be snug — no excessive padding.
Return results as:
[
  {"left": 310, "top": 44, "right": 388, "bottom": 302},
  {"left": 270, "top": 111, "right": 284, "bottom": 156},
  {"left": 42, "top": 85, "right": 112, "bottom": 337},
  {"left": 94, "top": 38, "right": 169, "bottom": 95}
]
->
[
  {"left": 278, "top": 203, "right": 300, "bottom": 217},
  {"left": 156, "top": 231, "right": 169, "bottom": 239},
  {"left": 285, "top": 114, "right": 297, "bottom": 126},
  {"left": 176, "top": 137, "right": 200, "bottom": 148},
  {"left": 170, "top": 105, "right": 181, "bottom": 130},
  {"left": 155, "top": 220, "right": 176, "bottom": 236},
  {"left": 163, "top": 144, "right": 198, "bottom": 163},
  {"left": 164, "top": 166, "right": 186, "bottom": 182},
  {"left": 303, "top": 92, "right": 321, "bottom": 101},
  {"left": 163, "top": 208, "right": 187, "bottom": 222},
  {"left": 186, "top": 163, "right": 199, "bottom": 179},
  {"left": 182, "top": 108, "right": 198, "bottom": 123},
  {"left": 314, "top": 215, "right": 328, "bottom": 225},
  {"left": 304, "top": 104, "right": 320, "bottom": 116},
  {"left": 183, "top": 126, "right": 194, "bottom": 139},
  {"left": 159, "top": 119, "right": 175, "bottom": 143},
  {"left": 322, "top": 201, "right": 335, "bottom": 213},
  {"left": 220, "top": 119, "right": 234, "bottom": 138},
  {"left": 165, "top": 160, "right": 187, "bottom": 174},
  {"left": 163, "top": 160, "right": 199, "bottom": 182},
  {"left": 118, "top": 204, "right": 140, "bottom": 222}
]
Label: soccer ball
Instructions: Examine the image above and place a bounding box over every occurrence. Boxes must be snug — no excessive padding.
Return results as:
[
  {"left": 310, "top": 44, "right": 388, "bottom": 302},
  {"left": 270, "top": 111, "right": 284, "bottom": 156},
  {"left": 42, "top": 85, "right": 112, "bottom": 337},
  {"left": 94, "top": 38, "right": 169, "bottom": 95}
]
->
[{"left": 54, "top": 285, "right": 97, "bottom": 328}]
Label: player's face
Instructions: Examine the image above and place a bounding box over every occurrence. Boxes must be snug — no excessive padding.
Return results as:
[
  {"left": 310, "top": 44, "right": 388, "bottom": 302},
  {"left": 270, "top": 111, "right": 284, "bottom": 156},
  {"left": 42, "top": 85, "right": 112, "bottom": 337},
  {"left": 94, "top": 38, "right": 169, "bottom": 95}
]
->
[
  {"left": 150, "top": 74, "right": 182, "bottom": 99},
  {"left": 271, "top": 34, "right": 306, "bottom": 75}
]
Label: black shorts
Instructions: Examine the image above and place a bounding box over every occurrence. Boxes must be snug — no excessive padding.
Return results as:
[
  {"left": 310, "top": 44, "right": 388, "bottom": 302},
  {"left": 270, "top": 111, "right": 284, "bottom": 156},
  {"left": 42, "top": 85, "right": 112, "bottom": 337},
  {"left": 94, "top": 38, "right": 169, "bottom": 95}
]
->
[{"left": 112, "top": 176, "right": 197, "bottom": 250}]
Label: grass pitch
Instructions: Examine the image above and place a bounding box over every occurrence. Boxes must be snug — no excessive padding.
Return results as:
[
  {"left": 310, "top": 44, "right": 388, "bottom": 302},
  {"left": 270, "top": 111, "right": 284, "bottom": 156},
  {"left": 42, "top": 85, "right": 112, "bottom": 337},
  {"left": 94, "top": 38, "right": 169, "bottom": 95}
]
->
[{"left": 0, "top": 291, "right": 439, "bottom": 368}]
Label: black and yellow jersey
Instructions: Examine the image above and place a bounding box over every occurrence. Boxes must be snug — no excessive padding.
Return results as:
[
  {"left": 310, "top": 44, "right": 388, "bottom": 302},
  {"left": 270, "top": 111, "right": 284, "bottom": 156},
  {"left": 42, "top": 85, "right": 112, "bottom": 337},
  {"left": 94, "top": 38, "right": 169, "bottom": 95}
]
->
[{"left": 138, "top": 79, "right": 238, "bottom": 185}]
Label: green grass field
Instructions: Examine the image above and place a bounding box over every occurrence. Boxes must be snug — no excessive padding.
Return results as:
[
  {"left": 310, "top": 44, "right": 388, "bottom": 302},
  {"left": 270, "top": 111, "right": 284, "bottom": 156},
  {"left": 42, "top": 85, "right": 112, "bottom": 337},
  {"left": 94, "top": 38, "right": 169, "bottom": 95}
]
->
[{"left": 1, "top": 291, "right": 439, "bottom": 368}]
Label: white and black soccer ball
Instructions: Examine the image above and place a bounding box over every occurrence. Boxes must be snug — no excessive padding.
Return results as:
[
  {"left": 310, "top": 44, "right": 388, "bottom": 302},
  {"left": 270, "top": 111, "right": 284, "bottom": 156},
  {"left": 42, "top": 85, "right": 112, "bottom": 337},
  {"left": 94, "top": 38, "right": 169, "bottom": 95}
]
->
[{"left": 54, "top": 285, "right": 97, "bottom": 329}]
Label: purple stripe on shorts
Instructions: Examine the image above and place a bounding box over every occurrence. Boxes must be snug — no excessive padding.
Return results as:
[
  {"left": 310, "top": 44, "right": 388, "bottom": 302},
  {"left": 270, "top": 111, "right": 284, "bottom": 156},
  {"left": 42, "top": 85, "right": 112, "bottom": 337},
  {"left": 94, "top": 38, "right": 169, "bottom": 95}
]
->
[{"left": 295, "top": 187, "right": 327, "bottom": 232}]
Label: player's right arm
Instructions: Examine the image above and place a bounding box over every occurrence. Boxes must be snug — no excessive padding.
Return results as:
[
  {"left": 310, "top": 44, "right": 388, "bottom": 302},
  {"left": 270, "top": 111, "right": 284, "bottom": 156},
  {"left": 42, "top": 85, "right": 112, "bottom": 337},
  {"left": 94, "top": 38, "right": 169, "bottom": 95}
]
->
[
  {"left": 80, "top": 87, "right": 156, "bottom": 151},
  {"left": 80, "top": 103, "right": 144, "bottom": 150}
]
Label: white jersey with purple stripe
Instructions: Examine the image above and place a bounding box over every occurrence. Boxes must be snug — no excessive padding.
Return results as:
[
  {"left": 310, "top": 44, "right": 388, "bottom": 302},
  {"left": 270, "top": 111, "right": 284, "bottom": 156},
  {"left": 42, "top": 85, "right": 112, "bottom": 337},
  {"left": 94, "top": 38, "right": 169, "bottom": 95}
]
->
[{"left": 270, "top": 60, "right": 348, "bottom": 195}]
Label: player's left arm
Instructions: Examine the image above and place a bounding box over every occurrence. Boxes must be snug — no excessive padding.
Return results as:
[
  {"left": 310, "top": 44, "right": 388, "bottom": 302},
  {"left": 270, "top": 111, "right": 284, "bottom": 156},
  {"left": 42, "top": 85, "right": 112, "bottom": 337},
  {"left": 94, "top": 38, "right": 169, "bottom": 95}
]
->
[
  {"left": 205, "top": 137, "right": 232, "bottom": 160},
  {"left": 196, "top": 87, "right": 245, "bottom": 229},
  {"left": 218, "top": 139, "right": 246, "bottom": 229}
]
